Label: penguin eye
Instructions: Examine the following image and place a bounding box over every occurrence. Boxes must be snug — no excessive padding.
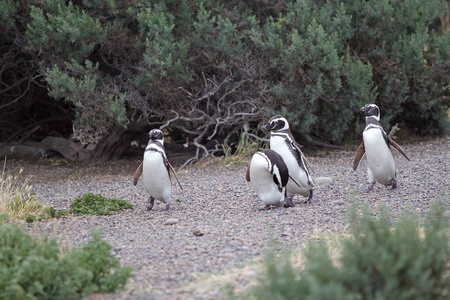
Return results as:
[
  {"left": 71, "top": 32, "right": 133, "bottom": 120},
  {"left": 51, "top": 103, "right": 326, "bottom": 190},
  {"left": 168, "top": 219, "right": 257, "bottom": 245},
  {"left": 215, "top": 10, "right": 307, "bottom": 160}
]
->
[{"left": 272, "top": 120, "right": 278, "bottom": 125}]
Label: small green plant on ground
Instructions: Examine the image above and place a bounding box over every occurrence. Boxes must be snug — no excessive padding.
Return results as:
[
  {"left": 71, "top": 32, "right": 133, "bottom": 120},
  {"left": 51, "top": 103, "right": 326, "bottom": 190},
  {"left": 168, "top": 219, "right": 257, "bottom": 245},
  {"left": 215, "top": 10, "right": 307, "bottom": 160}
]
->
[
  {"left": 70, "top": 192, "right": 133, "bottom": 216},
  {"left": 0, "top": 224, "right": 133, "bottom": 299},
  {"left": 221, "top": 130, "right": 267, "bottom": 166},
  {"left": 247, "top": 199, "right": 450, "bottom": 300},
  {"left": 0, "top": 159, "right": 49, "bottom": 222}
]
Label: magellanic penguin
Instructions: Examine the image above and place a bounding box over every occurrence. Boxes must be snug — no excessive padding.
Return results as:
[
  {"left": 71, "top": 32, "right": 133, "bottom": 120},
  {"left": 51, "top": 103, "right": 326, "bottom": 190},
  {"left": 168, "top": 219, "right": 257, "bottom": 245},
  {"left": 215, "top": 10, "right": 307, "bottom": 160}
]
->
[
  {"left": 353, "top": 104, "right": 410, "bottom": 191},
  {"left": 263, "top": 115, "right": 315, "bottom": 204},
  {"left": 133, "top": 129, "right": 182, "bottom": 211},
  {"left": 246, "top": 149, "right": 293, "bottom": 209}
]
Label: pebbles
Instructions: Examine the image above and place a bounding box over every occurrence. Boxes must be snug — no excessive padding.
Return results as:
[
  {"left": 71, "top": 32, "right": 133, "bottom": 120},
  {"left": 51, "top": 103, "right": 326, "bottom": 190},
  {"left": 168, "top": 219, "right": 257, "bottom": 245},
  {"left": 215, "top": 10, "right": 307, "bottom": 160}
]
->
[
  {"left": 193, "top": 227, "right": 204, "bottom": 236},
  {"left": 7, "top": 136, "right": 449, "bottom": 299},
  {"left": 164, "top": 218, "right": 179, "bottom": 225}
]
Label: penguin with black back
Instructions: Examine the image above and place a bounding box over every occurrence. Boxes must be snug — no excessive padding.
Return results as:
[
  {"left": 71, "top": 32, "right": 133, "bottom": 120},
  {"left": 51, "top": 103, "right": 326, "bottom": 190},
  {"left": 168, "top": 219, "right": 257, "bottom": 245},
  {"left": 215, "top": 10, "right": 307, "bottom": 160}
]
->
[
  {"left": 263, "top": 115, "right": 315, "bottom": 204},
  {"left": 246, "top": 149, "right": 292, "bottom": 209}
]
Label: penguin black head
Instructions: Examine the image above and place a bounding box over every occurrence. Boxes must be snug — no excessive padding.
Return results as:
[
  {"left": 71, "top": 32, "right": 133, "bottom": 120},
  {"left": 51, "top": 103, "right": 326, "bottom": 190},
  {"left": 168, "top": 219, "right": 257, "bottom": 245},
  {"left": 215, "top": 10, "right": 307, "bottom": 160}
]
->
[
  {"left": 263, "top": 115, "right": 290, "bottom": 131},
  {"left": 149, "top": 129, "right": 164, "bottom": 143},
  {"left": 361, "top": 104, "right": 380, "bottom": 121}
]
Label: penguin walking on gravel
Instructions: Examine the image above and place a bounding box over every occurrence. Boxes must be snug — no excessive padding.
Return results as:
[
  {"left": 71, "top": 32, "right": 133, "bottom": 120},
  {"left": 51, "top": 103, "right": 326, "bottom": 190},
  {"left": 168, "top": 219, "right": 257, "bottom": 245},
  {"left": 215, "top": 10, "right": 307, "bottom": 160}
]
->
[
  {"left": 353, "top": 104, "right": 410, "bottom": 191},
  {"left": 133, "top": 129, "right": 182, "bottom": 211},
  {"left": 263, "top": 115, "right": 315, "bottom": 204},
  {"left": 246, "top": 149, "right": 293, "bottom": 209}
]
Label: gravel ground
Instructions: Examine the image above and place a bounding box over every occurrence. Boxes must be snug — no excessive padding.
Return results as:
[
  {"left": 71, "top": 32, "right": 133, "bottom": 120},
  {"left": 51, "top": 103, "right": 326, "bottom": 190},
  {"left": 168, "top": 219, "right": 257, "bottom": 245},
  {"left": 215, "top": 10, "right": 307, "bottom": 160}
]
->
[{"left": 3, "top": 136, "right": 449, "bottom": 299}]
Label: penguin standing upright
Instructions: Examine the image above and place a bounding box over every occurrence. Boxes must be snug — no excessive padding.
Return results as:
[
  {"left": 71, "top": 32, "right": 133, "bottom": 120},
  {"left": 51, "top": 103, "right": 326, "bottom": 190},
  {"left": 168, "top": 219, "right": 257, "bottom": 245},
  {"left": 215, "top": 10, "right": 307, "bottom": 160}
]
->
[
  {"left": 246, "top": 149, "right": 292, "bottom": 209},
  {"left": 353, "top": 104, "right": 410, "bottom": 191},
  {"left": 133, "top": 129, "right": 182, "bottom": 211},
  {"left": 263, "top": 115, "right": 314, "bottom": 204}
]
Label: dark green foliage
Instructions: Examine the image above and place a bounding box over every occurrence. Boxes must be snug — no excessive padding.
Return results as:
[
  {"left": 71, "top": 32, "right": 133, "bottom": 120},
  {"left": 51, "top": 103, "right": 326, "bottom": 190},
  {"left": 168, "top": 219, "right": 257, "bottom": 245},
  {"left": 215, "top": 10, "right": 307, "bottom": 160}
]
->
[
  {"left": 250, "top": 200, "right": 450, "bottom": 300},
  {"left": 0, "top": 0, "right": 18, "bottom": 28},
  {"left": 1, "top": 0, "right": 449, "bottom": 155},
  {"left": 26, "top": 0, "right": 106, "bottom": 61},
  {"left": 70, "top": 192, "right": 133, "bottom": 215},
  {"left": 0, "top": 224, "right": 132, "bottom": 299}
]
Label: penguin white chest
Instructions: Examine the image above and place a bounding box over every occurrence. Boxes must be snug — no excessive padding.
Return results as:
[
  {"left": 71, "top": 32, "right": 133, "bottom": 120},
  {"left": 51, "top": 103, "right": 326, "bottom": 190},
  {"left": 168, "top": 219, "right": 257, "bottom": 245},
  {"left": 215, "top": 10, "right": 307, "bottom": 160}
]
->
[
  {"left": 363, "top": 129, "right": 396, "bottom": 185},
  {"left": 249, "top": 154, "right": 284, "bottom": 206},
  {"left": 142, "top": 150, "right": 171, "bottom": 203},
  {"left": 269, "top": 135, "right": 312, "bottom": 196}
]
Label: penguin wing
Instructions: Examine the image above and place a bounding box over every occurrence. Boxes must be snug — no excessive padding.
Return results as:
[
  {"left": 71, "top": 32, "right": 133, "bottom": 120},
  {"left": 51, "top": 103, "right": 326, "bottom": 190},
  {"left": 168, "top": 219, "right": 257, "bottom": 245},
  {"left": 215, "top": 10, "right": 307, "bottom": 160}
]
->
[
  {"left": 167, "top": 161, "right": 183, "bottom": 190},
  {"left": 387, "top": 137, "right": 411, "bottom": 161},
  {"left": 245, "top": 166, "right": 251, "bottom": 182},
  {"left": 288, "top": 175, "right": 303, "bottom": 189},
  {"left": 353, "top": 141, "right": 365, "bottom": 171},
  {"left": 133, "top": 161, "right": 144, "bottom": 186},
  {"left": 292, "top": 142, "right": 314, "bottom": 174}
]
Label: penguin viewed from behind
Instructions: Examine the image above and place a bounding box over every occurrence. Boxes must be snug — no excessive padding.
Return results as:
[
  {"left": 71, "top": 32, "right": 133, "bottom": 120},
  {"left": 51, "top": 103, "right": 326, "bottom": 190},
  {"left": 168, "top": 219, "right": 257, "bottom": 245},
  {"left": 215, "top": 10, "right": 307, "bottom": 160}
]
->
[
  {"left": 133, "top": 129, "right": 182, "bottom": 211},
  {"left": 263, "top": 115, "right": 315, "bottom": 204},
  {"left": 246, "top": 149, "right": 293, "bottom": 209},
  {"left": 353, "top": 104, "right": 410, "bottom": 191}
]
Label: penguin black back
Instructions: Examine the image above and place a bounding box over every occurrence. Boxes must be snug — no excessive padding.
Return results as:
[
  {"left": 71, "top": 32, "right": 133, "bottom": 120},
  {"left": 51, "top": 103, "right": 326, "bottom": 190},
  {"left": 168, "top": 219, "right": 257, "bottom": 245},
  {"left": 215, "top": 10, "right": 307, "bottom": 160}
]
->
[{"left": 261, "top": 149, "right": 289, "bottom": 188}]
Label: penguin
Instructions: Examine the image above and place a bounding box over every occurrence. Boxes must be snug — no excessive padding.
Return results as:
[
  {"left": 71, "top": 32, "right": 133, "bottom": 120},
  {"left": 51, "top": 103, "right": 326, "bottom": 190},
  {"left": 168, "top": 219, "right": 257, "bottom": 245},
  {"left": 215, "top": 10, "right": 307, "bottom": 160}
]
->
[
  {"left": 133, "top": 129, "right": 182, "bottom": 211},
  {"left": 353, "top": 104, "right": 410, "bottom": 191},
  {"left": 263, "top": 115, "right": 315, "bottom": 204},
  {"left": 246, "top": 149, "right": 293, "bottom": 209}
]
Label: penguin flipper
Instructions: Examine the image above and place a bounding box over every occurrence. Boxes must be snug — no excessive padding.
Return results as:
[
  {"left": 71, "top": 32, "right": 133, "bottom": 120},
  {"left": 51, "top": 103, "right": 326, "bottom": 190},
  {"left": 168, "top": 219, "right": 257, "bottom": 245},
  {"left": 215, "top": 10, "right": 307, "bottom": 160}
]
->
[
  {"left": 133, "top": 161, "right": 144, "bottom": 186},
  {"left": 245, "top": 166, "right": 251, "bottom": 182},
  {"left": 387, "top": 137, "right": 410, "bottom": 161},
  {"left": 353, "top": 142, "right": 365, "bottom": 171},
  {"left": 168, "top": 161, "right": 183, "bottom": 190},
  {"left": 288, "top": 175, "right": 303, "bottom": 189},
  {"left": 292, "top": 142, "right": 314, "bottom": 174}
]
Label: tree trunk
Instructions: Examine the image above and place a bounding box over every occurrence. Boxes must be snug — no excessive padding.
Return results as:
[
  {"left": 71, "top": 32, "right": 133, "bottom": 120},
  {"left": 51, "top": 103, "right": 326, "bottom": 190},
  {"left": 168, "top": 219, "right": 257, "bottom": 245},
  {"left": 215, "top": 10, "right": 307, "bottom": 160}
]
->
[{"left": 0, "top": 120, "right": 150, "bottom": 163}]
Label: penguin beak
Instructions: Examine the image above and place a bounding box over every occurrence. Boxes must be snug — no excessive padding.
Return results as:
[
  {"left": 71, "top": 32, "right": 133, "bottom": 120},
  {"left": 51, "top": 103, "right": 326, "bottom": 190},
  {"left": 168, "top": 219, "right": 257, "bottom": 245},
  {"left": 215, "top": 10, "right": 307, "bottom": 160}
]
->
[
  {"left": 262, "top": 123, "right": 271, "bottom": 131},
  {"left": 360, "top": 106, "right": 366, "bottom": 112}
]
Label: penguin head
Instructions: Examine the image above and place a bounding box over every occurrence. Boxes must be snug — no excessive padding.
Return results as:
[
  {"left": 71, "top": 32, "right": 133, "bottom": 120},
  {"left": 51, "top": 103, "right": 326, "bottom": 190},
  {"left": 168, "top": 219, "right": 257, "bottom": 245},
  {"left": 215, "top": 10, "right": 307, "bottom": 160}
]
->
[
  {"left": 263, "top": 115, "right": 289, "bottom": 131},
  {"left": 361, "top": 104, "right": 380, "bottom": 121},
  {"left": 148, "top": 129, "right": 164, "bottom": 144}
]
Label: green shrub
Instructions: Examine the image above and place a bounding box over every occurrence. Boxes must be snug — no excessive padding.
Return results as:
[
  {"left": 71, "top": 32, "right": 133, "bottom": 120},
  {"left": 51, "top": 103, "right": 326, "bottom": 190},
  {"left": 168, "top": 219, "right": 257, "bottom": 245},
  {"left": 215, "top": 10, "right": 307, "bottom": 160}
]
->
[
  {"left": 70, "top": 192, "right": 133, "bottom": 216},
  {"left": 250, "top": 200, "right": 450, "bottom": 300},
  {"left": 0, "top": 225, "right": 132, "bottom": 299}
]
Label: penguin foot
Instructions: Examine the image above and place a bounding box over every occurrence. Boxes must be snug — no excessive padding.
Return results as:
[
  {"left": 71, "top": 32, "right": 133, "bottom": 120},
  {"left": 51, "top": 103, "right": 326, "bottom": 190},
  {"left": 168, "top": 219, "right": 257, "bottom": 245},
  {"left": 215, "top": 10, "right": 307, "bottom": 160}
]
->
[
  {"left": 165, "top": 203, "right": 171, "bottom": 211},
  {"left": 391, "top": 179, "right": 397, "bottom": 189},
  {"left": 303, "top": 190, "right": 313, "bottom": 204},
  {"left": 146, "top": 196, "right": 155, "bottom": 211},
  {"left": 368, "top": 183, "right": 375, "bottom": 192},
  {"left": 284, "top": 195, "right": 294, "bottom": 208},
  {"left": 259, "top": 205, "right": 271, "bottom": 211}
]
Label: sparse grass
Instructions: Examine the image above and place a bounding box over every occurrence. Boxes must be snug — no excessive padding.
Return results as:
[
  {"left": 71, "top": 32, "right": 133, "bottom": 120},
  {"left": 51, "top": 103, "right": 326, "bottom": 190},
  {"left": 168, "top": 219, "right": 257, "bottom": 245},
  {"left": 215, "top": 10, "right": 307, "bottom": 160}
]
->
[
  {"left": 180, "top": 231, "right": 346, "bottom": 299},
  {"left": 0, "top": 158, "right": 47, "bottom": 222},
  {"left": 219, "top": 131, "right": 267, "bottom": 166}
]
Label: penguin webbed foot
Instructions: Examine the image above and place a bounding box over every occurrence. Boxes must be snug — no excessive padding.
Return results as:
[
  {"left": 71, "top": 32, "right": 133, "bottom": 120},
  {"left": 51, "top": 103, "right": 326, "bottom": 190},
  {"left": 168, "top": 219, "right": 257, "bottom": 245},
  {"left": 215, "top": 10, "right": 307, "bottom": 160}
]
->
[
  {"left": 368, "top": 182, "right": 375, "bottom": 192},
  {"left": 146, "top": 196, "right": 155, "bottom": 211},
  {"left": 165, "top": 203, "right": 171, "bottom": 211},
  {"left": 284, "top": 195, "right": 294, "bottom": 208},
  {"left": 259, "top": 205, "right": 271, "bottom": 211},
  {"left": 303, "top": 190, "right": 313, "bottom": 204},
  {"left": 391, "top": 179, "right": 397, "bottom": 189}
]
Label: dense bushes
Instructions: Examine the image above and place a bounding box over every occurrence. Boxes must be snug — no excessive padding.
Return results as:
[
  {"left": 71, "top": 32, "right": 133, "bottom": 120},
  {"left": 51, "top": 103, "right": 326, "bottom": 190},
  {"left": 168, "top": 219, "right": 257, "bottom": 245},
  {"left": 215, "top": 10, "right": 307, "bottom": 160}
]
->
[
  {"left": 249, "top": 200, "right": 450, "bottom": 300},
  {"left": 0, "top": 224, "right": 132, "bottom": 299},
  {"left": 0, "top": 0, "right": 448, "bottom": 160}
]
